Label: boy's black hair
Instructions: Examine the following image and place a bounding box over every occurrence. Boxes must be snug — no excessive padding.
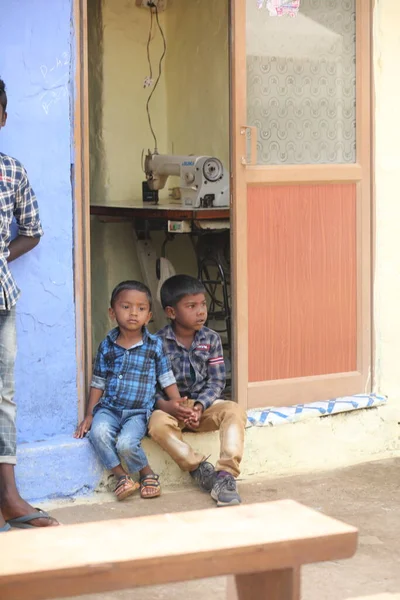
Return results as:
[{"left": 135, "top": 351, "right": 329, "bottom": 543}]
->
[
  {"left": 110, "top": 280, "right": 152, "bottom": 309},
  {"left": 160, "top": 275, "right": 206, "bottom": 309},
  {"left": 0, "top": 78, "right": 7, "bottom": 111}
]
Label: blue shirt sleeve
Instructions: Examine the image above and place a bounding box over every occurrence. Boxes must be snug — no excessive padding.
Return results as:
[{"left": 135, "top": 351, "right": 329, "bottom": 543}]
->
[{"left": 91, "top": 341, "right": 108, "bottom": 390}]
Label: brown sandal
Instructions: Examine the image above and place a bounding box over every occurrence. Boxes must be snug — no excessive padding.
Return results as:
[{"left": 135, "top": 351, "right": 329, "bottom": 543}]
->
[
  {"left": 114, "top": 475, "right": 140, "bottom": 501},
  {"left": 140, "top": 474, "right": 161, "bottom": 499}
]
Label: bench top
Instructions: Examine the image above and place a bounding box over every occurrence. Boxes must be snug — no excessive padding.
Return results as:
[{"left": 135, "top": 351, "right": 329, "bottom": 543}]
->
[{"left": 0, "top": 500, "right": 358, "bottom": 600}]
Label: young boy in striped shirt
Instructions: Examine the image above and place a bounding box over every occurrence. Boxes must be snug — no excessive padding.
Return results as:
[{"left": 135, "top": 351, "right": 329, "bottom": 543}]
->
[{"left": 149, "top": 275, "right": 247, "bottom": 507}]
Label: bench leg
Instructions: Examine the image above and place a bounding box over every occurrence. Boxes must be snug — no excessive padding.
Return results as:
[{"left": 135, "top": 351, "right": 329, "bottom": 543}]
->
[{"left": 227, "top": 568, "right": 300, "bottom": 600}]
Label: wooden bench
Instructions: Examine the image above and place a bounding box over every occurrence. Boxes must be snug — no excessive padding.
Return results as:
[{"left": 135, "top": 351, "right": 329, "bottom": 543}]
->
[{"left": 0, "top": 500, "right": 358, "bottom": 600}]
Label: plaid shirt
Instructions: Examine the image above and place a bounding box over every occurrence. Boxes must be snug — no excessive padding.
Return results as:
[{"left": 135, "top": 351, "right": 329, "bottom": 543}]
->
[
  {"left": 91, "top": 327, "right": 176, "bottom": 412},
  {"left": 0, "top": 153, "right": 43, "bottom": 310},
  {"left": 156, "top": 325, "right": 226, "bottom": 411}
]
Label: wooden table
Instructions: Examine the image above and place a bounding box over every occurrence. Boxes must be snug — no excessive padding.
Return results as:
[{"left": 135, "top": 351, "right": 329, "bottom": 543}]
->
[{"left": 90, "top": 201, "right": 230, "bottom": 222}]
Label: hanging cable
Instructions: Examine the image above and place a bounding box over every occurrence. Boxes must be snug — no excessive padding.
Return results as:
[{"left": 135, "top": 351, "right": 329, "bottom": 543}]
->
[
  {"left": 145, "top": 8, "right": 154, "bottom": 85},
  {"left": 145, "top": 3, "right": 167, "bottom": 154}
]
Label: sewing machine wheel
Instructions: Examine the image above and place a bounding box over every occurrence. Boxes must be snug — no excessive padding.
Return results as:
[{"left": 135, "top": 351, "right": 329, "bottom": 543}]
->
[{"left": 203, "top": 157, "right": 223, "bottom": 182}]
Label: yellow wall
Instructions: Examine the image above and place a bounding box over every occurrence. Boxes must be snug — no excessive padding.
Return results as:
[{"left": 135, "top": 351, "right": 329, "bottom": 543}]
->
[
  {"left": 100, "top": 0, "right": 169, "bottom": 203},
  {"left": 90, "top": 218, "right": 144, "bottom": 348},
  {"left": 88, "top": 0, "right": 106, "bottom": 204},
  {"left": 165, "top": 0, "right": 229, "bottom": 167},
  {"left": 91, "top": 0, "right": 229, "bottom": 205}
]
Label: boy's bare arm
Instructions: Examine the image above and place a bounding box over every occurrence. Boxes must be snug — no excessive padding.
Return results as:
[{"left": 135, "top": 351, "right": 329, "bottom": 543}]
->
[
  {"left": 163, "top": 383, "right": 181, "bottom": 401},
  {"left": 74, "top": 387, "right": 103, "bottom": 438}
]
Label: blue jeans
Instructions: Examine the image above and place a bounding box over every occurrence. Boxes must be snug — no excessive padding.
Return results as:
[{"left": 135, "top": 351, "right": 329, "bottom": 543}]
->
[
  {"left": 89, "top": 407, "right": 149, "bottom": 474},
  {"left": 0, "top": 307, "right": 17, "bottom": 464}
]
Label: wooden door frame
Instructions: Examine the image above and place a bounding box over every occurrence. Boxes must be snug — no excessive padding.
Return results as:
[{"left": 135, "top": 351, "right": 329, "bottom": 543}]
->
[
  {"left": 231, "top": 0, "right": 373, "bottom": 408},
  {"left": 230, "top": 0, "right": 248, "bottom": 408},
  {"left": 73, "top": 0, "right": 91, "bottom": 419}
]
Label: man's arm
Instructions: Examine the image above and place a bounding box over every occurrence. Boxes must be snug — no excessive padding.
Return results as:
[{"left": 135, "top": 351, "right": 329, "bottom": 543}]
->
[
  {"left": 11, "top": 165, "right": 43, "bottom": 262},
  {"left": 7, "top": 236, "right": 39, "bottom": 262}
]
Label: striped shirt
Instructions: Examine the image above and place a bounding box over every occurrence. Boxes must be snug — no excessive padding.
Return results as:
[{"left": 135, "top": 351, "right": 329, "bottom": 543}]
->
[
  {"left": 91, "top": 327, "right": 176, "bottom": 412},
  {"left": 0, "top": 153, "right": 43, "bottom": 309},
  {"left": 156, "top": 324, "right": 226, "bottom": 411}
]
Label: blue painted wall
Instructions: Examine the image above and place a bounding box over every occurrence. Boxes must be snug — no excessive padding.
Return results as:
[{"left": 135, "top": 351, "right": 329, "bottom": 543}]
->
[{"left": 0, "top": 2, "right": 79, "bottom": 454}]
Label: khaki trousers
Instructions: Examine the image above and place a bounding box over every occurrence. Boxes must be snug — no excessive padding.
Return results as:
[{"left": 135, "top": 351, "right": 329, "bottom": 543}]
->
[{"left": 148, "top": 400, "right": 247, "bottom": 478}]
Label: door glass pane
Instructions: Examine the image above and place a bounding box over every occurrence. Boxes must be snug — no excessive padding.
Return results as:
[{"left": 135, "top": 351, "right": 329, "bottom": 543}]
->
[{"left": 246, "top": 0, "right": 356, "bottom": 165}]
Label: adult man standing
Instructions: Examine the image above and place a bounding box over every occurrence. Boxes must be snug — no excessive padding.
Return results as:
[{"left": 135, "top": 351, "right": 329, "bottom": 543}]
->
[{"left": 0, "top": 78, "right": 58, "bottom": 530}]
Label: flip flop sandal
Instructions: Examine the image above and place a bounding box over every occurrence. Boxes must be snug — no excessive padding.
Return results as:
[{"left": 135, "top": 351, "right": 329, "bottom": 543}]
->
[
  {"left": 0, "top": 523, "right": 11, "bottom": 532},
  {"left": 140, "top": 474, "right": 161, "bottom": 499},
  {"left": 6, "top": 509, "right": 58, "bottom": 530},
  {"left": 114, "top": 475, "right": 140, "bottom": 501}
]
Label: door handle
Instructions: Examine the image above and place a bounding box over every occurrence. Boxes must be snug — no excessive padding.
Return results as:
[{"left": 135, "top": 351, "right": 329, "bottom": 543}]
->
[{"left": 240, "top": 125, "right": 257, "bottom": 166}]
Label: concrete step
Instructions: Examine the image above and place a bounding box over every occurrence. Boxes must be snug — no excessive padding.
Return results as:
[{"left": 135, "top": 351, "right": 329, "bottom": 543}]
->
[{"left": 15, "top": 403, "right": 398, "bottom": 503}]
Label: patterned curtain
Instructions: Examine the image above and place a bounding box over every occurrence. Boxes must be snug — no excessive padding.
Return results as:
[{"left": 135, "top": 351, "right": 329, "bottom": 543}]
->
[{"left": 247, "top": 0, "right": 356, "bottom": 165}]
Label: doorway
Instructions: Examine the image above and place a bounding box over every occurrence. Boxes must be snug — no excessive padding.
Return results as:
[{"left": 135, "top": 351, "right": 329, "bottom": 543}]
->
[
  {"left": 82, "top": 0, "right": 233, "bottom": 406},
  {"left": 73, "top": 0, "right": 372, "bottom": 414}
]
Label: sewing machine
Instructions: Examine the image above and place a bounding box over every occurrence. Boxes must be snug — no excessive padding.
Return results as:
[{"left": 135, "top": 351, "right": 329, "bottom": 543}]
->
[{"left": 144, "top": 152, "right": 230, "bottom": 208}]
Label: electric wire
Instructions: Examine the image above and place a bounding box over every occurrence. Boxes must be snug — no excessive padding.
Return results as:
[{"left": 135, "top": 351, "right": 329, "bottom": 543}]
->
[{"left": 145, "top": 4, "right": 167, "bottom": 153}]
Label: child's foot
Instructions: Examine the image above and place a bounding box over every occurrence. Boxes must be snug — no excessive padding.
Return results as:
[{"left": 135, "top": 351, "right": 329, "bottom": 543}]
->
[
  {"left": 114, "top": 475, "right": 140, "bottom": 501},
  {"left": 210, "top": 471, "right": 241, "bottom": 507},
  {"left": 140, "top": 473, "right": 161, "bottom": 499},
  {"left": 190, "top": 460, "right": 215, "bottom": 492}
]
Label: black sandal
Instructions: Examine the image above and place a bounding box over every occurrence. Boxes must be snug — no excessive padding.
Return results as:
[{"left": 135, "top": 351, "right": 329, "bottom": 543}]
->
[{"left": 140, "top": 474, "right": 161, "bottom": 499}]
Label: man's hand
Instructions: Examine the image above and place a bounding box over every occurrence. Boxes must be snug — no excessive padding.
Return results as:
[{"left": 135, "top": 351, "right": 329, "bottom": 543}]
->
[
  {"left": 162, "top": 397, "right": 194, "bottom": 421},
  {"left": 184, "top": 403, "right": 204, "bottom": 431},
  {"left": 74, "top": 415, "right": 93, "bottom": 439}
]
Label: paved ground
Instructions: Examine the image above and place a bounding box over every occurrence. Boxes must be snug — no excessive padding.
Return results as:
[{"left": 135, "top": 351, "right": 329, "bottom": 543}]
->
[{"left": 49, "top": 458, "right": 400, "bottom": 600}]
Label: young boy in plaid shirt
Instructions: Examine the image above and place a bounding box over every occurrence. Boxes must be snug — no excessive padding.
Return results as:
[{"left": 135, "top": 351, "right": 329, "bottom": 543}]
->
[
  {"left": 75, "top": 280, "right": 181, "bottom": 500},
  {"left": 149, "top": 275, "right": 247, "bottom": 507}
]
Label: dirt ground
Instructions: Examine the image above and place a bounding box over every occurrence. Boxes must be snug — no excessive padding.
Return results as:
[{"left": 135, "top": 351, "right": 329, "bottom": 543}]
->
[{"left": 49, "top": 458, "right": 400, "bottom": 600}]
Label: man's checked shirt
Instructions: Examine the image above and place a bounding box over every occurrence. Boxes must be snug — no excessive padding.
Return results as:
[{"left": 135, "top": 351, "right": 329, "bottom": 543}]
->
[
  {"left": 91, "top": 327, "right": 176, "bottom": 412},
  {"left": 156, "top": 324, "right": 226, "bottom": 411},
  {"left": 0, "top": 153, "right": 43, "bottom": 310}
]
